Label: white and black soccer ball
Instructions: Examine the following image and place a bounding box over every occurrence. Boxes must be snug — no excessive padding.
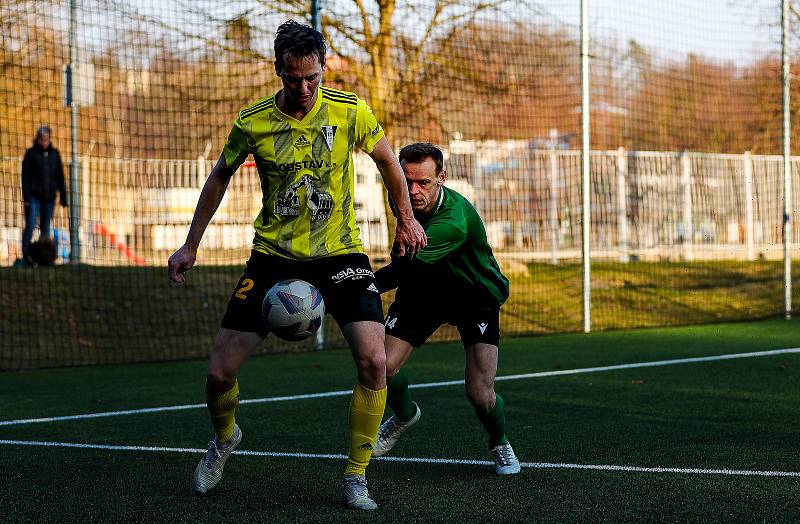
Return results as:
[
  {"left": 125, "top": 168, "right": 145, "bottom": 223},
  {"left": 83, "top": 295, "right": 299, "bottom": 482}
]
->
[{"left": 262, "top": 279, "right": 325, "bottom": 341}]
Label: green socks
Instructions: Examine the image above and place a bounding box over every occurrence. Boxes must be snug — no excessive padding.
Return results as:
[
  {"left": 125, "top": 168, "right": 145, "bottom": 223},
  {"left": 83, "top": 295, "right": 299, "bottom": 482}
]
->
[
  {"left": 389, "top": 369, "right": 508, "bottom": 448},
  {"left": 475, "top": 393, "right": 509, "bottom": 448},
  {"left": 386, "top": 368, "right": 417, "bottom": 422}
]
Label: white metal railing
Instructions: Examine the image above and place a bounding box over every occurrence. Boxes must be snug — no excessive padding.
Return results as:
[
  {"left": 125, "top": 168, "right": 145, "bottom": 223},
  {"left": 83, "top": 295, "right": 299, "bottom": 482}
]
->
[{"left": 1, "top": 149, "right": 798, "bottom": 266}]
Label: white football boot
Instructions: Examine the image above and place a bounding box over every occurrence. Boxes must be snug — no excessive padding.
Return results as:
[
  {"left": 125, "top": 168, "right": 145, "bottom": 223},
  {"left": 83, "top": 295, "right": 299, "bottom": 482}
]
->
[
  {"left": 371, "top": 403, "right": 422, "bottom": 457},
  {"left": 192, "top": 424, "right": 242, "bottom": 494},
  {"left": 342, "top": 474, "right": 378, "bottom": 510},
  {"left": 491, "top": 442, "right": 521, "bottom": 475}
]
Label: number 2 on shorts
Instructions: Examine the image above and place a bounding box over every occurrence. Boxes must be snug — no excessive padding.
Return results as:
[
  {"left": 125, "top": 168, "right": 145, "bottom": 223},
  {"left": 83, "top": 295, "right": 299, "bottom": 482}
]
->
[{"left": 235, "top": 278, "right": 254, "bottom": 299}]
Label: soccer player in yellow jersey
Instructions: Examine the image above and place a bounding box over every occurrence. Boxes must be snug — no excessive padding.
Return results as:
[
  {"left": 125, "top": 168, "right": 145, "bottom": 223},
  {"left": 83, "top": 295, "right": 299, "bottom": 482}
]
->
[{"left": 167, "top": 20, "right": 426, "bottom": 510}]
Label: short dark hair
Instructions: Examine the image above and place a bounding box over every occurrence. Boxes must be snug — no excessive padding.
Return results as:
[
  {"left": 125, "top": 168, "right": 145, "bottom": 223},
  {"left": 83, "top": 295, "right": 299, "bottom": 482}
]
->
[
  {"left": 398, "top": 143, "right": 444, "bottom": 174},
  {"left": 274, "top": 20, "right": 326, "bottom": 72}
]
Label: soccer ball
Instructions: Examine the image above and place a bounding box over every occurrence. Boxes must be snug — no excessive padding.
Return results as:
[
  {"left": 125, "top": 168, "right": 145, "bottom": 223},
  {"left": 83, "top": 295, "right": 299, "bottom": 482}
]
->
[{"left": 262, "top": 279, "right": 325, "bottom": 341}]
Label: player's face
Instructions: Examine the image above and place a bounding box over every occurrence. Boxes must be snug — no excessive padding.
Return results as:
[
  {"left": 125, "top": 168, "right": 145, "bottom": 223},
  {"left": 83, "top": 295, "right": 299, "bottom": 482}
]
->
[
  {"left": 402, "top": 157, "right": 446, "bottom": 216},
  {"left": 276, "top": 54, "right": 324, "bottom": 112}
]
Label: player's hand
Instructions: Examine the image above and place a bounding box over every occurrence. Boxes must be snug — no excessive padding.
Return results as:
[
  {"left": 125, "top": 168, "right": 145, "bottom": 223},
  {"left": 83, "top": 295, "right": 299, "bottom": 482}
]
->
[
  {"left": 168, "top": 243, "right": 196, "bottom": 284},
  {"left": 394, "top": 216, "right": 427, "bottom": 258}
]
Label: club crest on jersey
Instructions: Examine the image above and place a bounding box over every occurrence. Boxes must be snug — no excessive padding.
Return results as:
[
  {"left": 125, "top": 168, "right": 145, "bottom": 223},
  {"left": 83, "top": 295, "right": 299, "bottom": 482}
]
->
[{"left": 321, "top": 125, "right": 337, "bottom": 152}]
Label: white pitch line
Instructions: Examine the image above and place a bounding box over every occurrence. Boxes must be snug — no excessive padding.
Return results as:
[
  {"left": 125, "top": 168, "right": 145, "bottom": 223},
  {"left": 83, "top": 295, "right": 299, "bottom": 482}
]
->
[
  {"left": 2, "top": 439, "right": 799, "bottom": 478},
  {"left": 2, "top": 347, "right": 799, "bottom": 427}
]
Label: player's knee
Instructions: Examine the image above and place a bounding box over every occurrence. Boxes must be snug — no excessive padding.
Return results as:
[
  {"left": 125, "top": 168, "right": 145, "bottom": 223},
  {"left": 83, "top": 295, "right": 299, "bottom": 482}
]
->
[
  {"left": 368, "top": 350, "right": 387, "bottom": 377},
  {"left": 207, "top": 341, "right": 238, "bottom": 385},
  {"left": 356, "top": 348, "right": 386, "bottom": 381},
  {"left": 207, "top": 358, "right": 236, "bottom": 387},
  {"left": 206, "top": 369, "right": 235, "bottom": 394},
  {"left": 466, "top": 387, "right": 495, "bottom": 414}
]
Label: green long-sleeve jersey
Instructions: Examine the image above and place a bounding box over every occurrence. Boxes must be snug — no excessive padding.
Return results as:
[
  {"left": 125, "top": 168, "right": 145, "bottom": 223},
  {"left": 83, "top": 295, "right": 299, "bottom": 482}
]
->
[{"left": 376, "top": 185, "right": 509, "bottom": 308}]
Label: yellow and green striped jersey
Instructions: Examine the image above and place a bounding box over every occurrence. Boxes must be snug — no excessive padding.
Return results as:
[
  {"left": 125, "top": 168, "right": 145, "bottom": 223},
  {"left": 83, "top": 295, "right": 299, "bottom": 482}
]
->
[{"left": 222, "top": 87, "right": 385, "bottom": 259}]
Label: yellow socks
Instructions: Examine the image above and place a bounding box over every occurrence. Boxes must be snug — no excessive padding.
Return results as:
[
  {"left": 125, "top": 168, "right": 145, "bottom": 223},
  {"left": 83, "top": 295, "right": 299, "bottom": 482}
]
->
[
  {"left": 344, "top": 382, "right": 387, "bottom": 477},
  {"left": 206, "top": 380, "right": 239, "bottom": 443},
  {"left": 205, "top": 379, "right": 387, "bottom": 474}
]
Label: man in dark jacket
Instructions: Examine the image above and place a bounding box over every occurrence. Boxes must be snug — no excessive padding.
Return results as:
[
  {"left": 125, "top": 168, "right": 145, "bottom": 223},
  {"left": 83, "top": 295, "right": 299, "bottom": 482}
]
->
[{"left": 21, "top": 125, "right": 67, "bottom": 264}]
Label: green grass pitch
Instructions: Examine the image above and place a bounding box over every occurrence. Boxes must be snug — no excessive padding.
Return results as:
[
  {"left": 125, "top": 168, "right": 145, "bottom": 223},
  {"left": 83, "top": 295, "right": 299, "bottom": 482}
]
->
[{"left": 3, "top": 317, "right": 800, "bottom": 522}]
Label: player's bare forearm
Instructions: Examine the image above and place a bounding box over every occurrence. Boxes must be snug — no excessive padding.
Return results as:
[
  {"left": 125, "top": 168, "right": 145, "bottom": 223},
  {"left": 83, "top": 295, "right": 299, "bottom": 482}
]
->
[
  {"left": 168, "top": 154, "right": 234, "bottom": 283},
  {"left": 184, "top": 155, "right": 234, "bottom": 250},
  {"left": 370, "top": 140, "right": 414, "bottom": 221}
]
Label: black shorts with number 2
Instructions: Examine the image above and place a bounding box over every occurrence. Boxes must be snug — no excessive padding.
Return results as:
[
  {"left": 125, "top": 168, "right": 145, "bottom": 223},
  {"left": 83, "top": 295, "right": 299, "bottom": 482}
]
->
[{"left": 220, "top": 251, "right": 384, "bottom": 337}]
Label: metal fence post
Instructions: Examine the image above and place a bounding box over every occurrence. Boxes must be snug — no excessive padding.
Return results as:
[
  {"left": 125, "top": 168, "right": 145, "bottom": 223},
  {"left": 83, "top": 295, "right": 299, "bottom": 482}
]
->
[
  {"left": 782, "top": 0, "right": 793, "bottom": 319},
  {"left": 743, "top": 151, "right": 755, "bottom": 261},
  {"left": 580, "top": 0, "right": 591, "bottom": 333},
  {"left": 617, "top": 147, "right": 629, "bottom": 263},
  {"left": 67, "top": 0, "right": 81, "bottom": 263},
  {"left": 680, "top": 152, "right": 694, "bottom": 261},
  {"left": 196, "top": 155, "right": 206, "bottom": 189},
  {"left": 548, "top": 146, "right": 559, "bottom": 265}
]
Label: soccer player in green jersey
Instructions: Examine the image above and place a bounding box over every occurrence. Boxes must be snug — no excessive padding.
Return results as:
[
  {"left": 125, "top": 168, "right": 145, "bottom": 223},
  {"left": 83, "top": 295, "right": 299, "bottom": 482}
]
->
[
  {"left": 371, "top": 143, "right": 521, "bottom": 474},
  {"left": 167, "top": 21, "right": 426, "bottom": 510}
]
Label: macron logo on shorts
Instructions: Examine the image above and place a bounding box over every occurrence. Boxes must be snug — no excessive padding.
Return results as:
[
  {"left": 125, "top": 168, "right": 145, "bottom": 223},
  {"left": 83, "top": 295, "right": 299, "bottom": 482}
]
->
[{"left": 478, "top": 322, "right": 488, "bottom": 334}]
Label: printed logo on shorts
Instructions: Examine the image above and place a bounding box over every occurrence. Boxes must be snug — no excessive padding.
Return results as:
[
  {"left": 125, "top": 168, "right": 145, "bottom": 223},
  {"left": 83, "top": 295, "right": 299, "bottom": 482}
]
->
[
  {"left": 367, "top": 283, "right": 379, "bottom": 293},
  {"left": 330, "top": 266, "right": 375, "bottom": 284},
  {"left": 478, "top": 322, "right": 488, "bottom": 334}
]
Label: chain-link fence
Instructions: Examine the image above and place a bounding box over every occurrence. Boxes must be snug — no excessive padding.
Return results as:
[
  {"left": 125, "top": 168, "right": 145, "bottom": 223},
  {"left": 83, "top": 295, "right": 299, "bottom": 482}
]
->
[{"left": 1, "top": 0, "right": 797, "bottom": 369}]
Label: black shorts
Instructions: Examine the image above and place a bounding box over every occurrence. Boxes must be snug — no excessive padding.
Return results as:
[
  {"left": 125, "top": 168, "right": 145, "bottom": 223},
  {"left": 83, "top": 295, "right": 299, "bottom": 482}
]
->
[
  {"left": 384, "top": 295, "right": 501, "bottom": 348},
  {"left": 221, "top": 251, "right": 384, "bottom": 337}
]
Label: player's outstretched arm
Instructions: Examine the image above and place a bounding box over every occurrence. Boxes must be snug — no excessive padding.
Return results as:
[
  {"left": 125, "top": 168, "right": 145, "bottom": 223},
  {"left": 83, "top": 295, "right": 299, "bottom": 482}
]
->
[
  {"left": 168, "top": 154, "right": 235, "bottom": 284},
  {"left": 369, "top": 137, "right": 427, "bottom": 257}
]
